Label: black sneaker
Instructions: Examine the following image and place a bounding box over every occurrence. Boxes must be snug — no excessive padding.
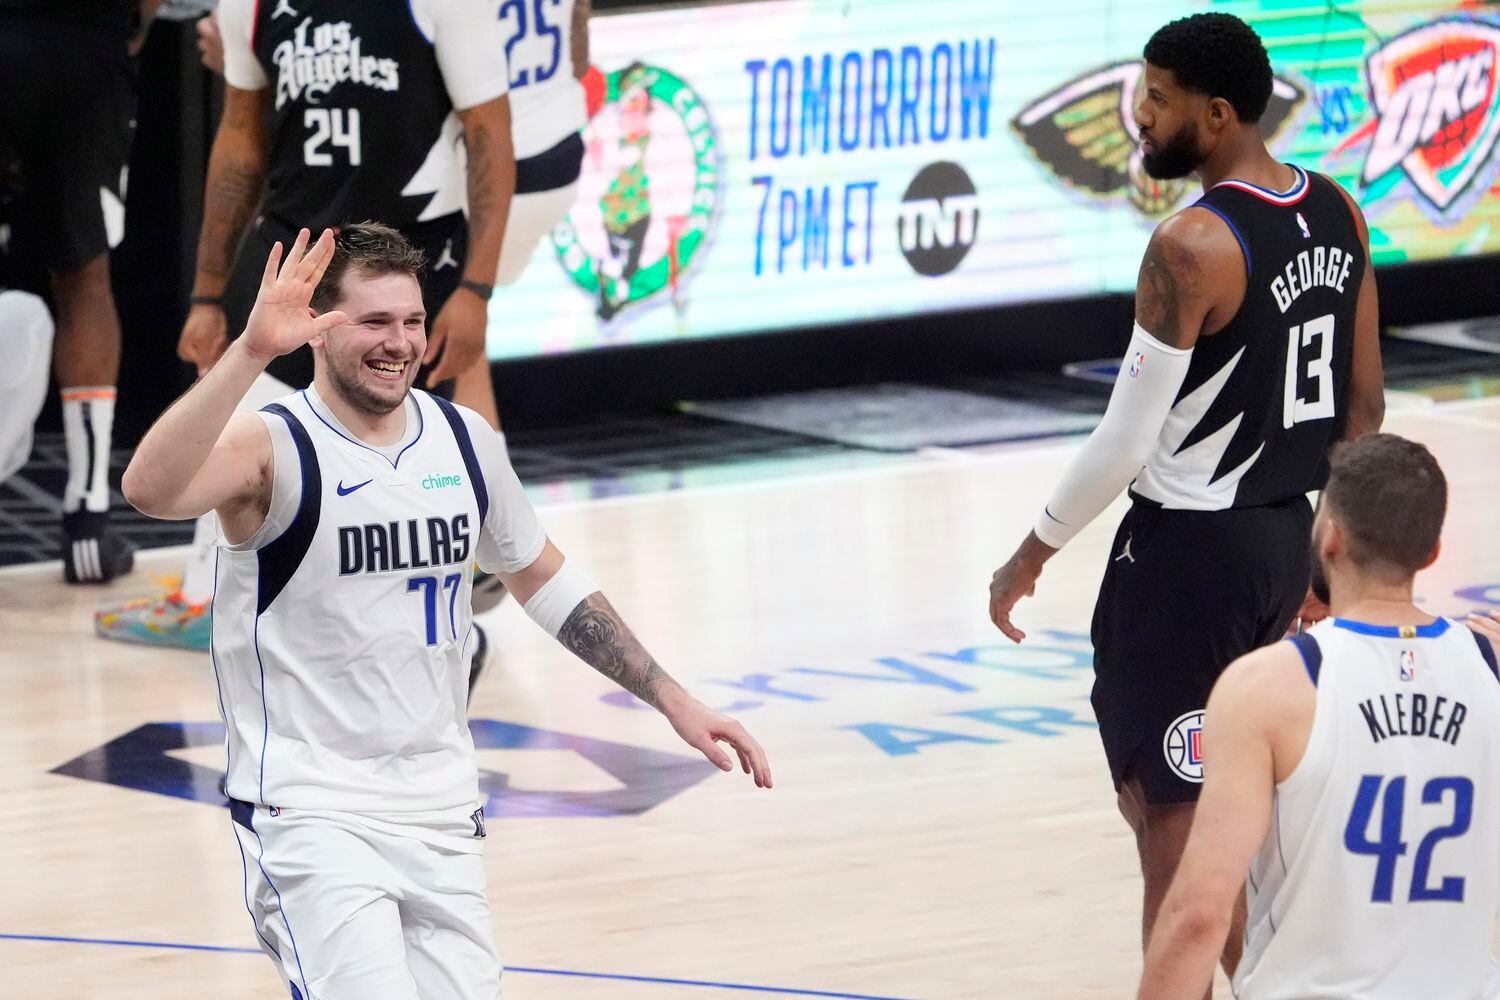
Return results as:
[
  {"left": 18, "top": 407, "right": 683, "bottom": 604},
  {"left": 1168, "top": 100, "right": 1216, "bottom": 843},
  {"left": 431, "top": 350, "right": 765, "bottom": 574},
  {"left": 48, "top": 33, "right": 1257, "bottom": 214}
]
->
[
  {"left": 472, "top": 568, "right": 509, "bottom": 614},
  {"left": 61, "top": 510, "right": 136, "bottom": 584},
  {"left": 467, "top": 624, "right": 490, "bottom": 705}
]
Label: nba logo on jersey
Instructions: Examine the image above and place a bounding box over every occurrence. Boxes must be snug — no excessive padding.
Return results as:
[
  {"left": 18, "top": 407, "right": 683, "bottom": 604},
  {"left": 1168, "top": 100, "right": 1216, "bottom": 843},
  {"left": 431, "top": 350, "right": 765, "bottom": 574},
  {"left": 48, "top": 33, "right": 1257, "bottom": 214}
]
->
[
  {"left": 1128, "top": 352, "right": 1146, "bottom": 378},
  {"left": 1296, "top": 212, "right": 1311, "bottom": 238},
  {"left": 1163, "top": 710, "right": 1206, "bottom": 783},
  {"left": 1400, "top": 649, "right": 1417, "bottom": 681}
]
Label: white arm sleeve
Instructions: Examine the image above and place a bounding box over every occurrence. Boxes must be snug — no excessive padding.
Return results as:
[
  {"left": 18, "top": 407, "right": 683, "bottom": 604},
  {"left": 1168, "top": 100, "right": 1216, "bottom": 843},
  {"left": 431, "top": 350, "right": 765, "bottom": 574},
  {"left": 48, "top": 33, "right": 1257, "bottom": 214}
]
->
[
  {"left": 462, "top": 410, "right": 546, "bottom": 573},
  {"left": 1033, "top": 324, "right": 1193, "bottom": 549},
  {"left": 216, "top": 0, "right": 267, "bottom": 91},
  {"left": 413, "top": 0, "right": 511, "bottom": 111}
]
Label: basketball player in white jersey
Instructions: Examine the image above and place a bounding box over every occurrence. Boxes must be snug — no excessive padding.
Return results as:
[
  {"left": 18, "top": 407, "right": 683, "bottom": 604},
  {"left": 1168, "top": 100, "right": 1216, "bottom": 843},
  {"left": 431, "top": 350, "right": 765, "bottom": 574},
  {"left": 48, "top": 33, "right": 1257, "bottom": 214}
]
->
[
  {"left": 1138, "top": 433, "right": 1500, "bottom": 1000},
  {"left": 122, "top": 223, "right": 771, "bottom": 1000},
  {"left": 452, "top": 0, "right": 590, "bottom": 432}
]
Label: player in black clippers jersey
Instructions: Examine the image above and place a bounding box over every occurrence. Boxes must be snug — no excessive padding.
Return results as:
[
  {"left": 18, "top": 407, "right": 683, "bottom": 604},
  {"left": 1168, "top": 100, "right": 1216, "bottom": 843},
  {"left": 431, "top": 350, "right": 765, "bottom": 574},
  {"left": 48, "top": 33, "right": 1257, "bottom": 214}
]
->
[
  {"left": 986, "top": 14, "right": 1385, "bottom": 992},
  {"left": 96, "top": 0, "right": 515, "bottom": 668},
  {"left": 177, "top": 0, "right": 515, "bottom": 394}
]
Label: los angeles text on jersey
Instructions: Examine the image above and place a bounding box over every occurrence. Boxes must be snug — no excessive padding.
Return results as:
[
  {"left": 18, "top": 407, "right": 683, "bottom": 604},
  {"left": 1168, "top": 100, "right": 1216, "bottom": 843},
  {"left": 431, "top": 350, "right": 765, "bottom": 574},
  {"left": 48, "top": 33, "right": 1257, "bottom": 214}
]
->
[
  {"left": 337, "top": 515, "right": 471, "bottom": 576},
  {"left": 1270, "top": 244, "right": 1354, "bottom": 314},
  {"left": 274, "top": 18, "right": 400, "bottom": 109},
  {"left": 1358, "top": 691, "right": 1469, "bottom": 746}
]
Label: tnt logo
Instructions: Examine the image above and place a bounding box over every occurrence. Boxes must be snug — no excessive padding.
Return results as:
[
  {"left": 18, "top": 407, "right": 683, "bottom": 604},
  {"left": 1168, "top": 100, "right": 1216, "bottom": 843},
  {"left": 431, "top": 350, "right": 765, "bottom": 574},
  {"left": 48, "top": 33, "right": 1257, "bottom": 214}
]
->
[
  {"left": 1359, "top": 20, "right": 1500, "bottom": 214},
  {"left": 1400, "top": 649, "right": 1418, "bottom": 682},
  {"left": 1163, "top": 710, "right": 1206, "bottom": 783},
  {"left": 897, "top": 161, "right": 980, "bottom": 276}
]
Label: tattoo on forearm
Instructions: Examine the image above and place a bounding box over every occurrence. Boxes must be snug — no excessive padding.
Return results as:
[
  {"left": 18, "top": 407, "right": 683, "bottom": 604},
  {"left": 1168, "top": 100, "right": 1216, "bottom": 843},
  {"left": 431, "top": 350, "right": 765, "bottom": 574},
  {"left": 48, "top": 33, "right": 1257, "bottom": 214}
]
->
[
  {"left": 557, "top": 594, "right": 671, "bottom": 709},
  {"left": 199, "top": 155, "right": 264, "bottom": 283},
  {"left": 1136, "top": 233, "right": 1200, "bottom": 348},
  {"left": 464, "top": 116, "right": 511, "bottom": 278}
]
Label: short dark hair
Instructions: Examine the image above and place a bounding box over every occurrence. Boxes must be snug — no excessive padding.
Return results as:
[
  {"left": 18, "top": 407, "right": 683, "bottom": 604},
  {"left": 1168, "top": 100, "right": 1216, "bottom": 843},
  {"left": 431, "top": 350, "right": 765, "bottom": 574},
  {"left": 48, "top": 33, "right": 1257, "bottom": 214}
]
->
[
  {"left": 1144, "top": 13, "right": 1273, "bottom": 124},
  {"left": 1323, "top": 434, "right": 1447, "bottom": 577},
  {"left": 311, "top": 221, "right": 426, "bottom": 313}
]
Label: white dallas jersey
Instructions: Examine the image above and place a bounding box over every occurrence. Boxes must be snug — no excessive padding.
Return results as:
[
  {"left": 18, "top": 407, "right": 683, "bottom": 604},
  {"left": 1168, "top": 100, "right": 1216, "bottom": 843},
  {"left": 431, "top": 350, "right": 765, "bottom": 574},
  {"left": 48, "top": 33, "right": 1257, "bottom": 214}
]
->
[
  {"left": 211, "top": 387, "right": 544, "bottom": 815},
  {"left": 1236, "top": 617, "right": 1500, "bottom": 1000},
  {"left": 496, "top": 0, "right": 586, "bottom": 158}
]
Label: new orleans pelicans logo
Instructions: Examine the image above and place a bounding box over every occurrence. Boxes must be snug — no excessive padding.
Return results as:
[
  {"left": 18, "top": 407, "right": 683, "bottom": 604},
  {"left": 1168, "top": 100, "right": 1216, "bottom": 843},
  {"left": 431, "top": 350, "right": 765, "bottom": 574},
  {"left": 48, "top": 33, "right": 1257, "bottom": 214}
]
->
[
  {"left": 1354, "top": 19, "right": 1500, "bottom": 220},
  {"left": 553, "top": 62, "right": 721, "bottom": 323},
  {"left": 1012, "top": 62, "right": 1305, "bottom": 217}
]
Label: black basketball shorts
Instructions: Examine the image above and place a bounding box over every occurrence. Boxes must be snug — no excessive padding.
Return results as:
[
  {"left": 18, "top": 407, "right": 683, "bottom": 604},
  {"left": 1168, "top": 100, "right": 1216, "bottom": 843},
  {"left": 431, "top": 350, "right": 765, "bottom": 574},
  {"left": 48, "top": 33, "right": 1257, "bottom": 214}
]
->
[
  {"left": 225, "top": 214, "right": 469, "bottom": 392},
  {"left": 0, "top": 16, "right": 135, "bottom": 273},
  {"left": 1090, "top": 495, "right": 1314, "bottom": 804}
]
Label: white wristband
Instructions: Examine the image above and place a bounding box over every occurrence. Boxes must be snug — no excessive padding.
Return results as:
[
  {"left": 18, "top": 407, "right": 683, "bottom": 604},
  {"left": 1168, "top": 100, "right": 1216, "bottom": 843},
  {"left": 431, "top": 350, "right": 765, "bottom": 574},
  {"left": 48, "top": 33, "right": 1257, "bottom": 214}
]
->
[{"left": 522, "top": 560, "right": 601, "bottom": 637}]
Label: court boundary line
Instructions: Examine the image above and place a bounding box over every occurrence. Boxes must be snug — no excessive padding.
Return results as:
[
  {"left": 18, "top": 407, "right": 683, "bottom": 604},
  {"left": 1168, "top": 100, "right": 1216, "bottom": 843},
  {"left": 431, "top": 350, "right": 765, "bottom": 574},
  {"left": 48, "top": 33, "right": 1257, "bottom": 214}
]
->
[{"left": 0, "top": 932, "right": 917, "bottom": 1000}]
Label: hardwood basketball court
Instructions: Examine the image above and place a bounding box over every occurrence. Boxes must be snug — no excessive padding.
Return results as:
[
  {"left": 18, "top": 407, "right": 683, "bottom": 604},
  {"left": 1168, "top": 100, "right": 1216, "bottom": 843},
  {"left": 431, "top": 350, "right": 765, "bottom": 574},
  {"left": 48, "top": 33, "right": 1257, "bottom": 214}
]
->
[{"left": 2, "top": 397, "right": 1497, "bottom": 999}]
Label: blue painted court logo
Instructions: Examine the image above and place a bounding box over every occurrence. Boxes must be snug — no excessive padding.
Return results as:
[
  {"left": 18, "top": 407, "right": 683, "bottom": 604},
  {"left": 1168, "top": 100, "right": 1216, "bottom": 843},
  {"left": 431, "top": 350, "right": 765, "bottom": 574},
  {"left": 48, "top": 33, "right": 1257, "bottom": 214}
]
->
[
  {"left": 50, "top": 720, "right": 716, "bottom": 818},
  {"left": 1163, "top": 709, "right": 1205, "bottom": 783}
]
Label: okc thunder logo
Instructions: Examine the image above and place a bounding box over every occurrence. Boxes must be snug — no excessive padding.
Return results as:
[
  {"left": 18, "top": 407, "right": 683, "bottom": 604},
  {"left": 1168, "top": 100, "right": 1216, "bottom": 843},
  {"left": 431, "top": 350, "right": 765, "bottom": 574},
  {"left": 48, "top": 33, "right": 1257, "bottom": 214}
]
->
[
  {"left": 1352, "top": 19, "right": 1500, "bottom": 219},
  {"left": 1163, "top": 710, "right": 1205, "bottom": 783}
]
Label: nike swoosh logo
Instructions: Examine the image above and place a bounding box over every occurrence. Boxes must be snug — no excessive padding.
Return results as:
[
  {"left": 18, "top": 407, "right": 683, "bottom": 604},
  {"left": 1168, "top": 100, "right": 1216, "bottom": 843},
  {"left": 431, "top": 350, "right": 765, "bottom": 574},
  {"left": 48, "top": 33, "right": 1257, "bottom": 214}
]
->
[{"left": 336, "top": 479, "right": 373, "bottom": 496}]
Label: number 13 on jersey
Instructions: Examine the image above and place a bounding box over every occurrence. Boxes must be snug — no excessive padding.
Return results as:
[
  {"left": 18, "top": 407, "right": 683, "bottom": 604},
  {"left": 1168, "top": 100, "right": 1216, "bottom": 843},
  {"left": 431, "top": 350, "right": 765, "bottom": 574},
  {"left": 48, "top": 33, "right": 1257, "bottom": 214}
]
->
[{"left": 1284, "top": 313, "right": 1335, "bottom": 429}]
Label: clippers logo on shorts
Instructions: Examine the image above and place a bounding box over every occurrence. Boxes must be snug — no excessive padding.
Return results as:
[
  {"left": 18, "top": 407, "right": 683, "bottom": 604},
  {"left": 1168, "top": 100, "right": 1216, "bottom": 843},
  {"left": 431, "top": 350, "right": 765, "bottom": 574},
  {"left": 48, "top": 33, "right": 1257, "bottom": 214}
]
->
[
  {"left": 1163, "top": 710, "right": 1206, "bottom": 783},
  {"left": 1012, "top": 61, "right": 1305, "bottom": 217},
  {"left": 273, "top": 19, "right": 401, "bottom": 110},
  {"left": 897, "top": 162, "right": 979, "bottom": 277},
  {"left": 1357, "top": 20, "right": 1500, "bottom": 219},
  {"left": 1400, "top": 649, "right": 1418, "bottom": 682},
  {"left": 553, "top": 62, "right": 720, "bottom": 324}
]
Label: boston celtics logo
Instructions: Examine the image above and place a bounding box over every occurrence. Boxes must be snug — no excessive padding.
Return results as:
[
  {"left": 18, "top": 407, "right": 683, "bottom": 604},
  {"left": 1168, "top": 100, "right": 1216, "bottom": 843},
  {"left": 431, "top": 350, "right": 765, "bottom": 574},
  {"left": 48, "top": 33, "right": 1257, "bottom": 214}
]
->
[{"left": 553, "top": 62, "right": 720, "bottom": 322}]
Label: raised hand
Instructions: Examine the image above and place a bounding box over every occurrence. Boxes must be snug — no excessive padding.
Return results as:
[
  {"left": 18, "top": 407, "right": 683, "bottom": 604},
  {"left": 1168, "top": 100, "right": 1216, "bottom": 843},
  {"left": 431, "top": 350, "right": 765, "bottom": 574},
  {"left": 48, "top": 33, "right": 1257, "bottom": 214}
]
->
[{"left": 241, "top": 228, "right": 348, "bottom": 363}]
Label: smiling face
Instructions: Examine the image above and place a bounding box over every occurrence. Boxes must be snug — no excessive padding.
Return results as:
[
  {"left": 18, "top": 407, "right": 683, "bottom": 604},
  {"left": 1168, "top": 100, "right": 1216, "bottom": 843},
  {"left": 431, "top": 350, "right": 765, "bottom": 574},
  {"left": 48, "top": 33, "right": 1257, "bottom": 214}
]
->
[
  {"left": 1134, "top": 63, "right": 1211, "bottom": 180},
  {"left": 313, "top": 268, "right": 427, "bottom": 416}
]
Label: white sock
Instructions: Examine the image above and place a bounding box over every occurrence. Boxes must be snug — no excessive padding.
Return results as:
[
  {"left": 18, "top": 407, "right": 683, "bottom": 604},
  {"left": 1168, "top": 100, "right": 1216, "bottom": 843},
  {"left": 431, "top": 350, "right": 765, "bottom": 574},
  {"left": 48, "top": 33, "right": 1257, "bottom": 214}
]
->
[
  {"left": 61, "top": 386, "right": 115, "bottom": 514},
  {"left": 180, "top": 511, "right": 221, "bottom": 603}
]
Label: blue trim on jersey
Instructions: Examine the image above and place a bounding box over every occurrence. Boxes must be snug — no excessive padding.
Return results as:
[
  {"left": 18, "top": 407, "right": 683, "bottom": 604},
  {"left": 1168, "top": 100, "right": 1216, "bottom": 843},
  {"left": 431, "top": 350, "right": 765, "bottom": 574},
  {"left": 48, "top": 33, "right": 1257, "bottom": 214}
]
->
[
  {"left": 298, "top": 389, "right": 426, "bottom": 470},
  {"left": 431, "top": 394, "right": 491, "bottom": 524},
  {"left": 230, "top": 812, "right": 284, "bottom": 963},
  {"left": 253, "top": 617, "right": 272, "bottom": 805},
  {"left": 229, "top": 797, "right": 255, "bottom": 831},
  {"left": 257, "top": 404, "right": 322, "bottom": 615},
  {"left": 207, "top": 549, "right": 234, "bottom": 785},
  {"left": 1333, "top": 617, "right": 1450, "bottom": 639},
  {"left": 1194, "top": 202, "right": 1253, "bottom": 278},
  {"left": 406, "top": 0, "right": 434, "bottom": 45},
  {"left": 1286, "top": 632, "right": 1322, "bottom": 685},
  {"left": 1472, "top": 630, "right": 1499, "bottom": 681},
  {"left": 247, "top": 821, "right": 312, "bottom": 1000}
]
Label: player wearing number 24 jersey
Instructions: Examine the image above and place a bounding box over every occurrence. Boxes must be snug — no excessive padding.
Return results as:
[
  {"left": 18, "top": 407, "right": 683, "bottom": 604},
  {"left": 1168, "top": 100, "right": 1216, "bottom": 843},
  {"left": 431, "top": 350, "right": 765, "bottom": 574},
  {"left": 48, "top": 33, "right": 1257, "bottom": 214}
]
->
[{"left": 1140, "top": 435, "right": 1500, "bottom": 1000}]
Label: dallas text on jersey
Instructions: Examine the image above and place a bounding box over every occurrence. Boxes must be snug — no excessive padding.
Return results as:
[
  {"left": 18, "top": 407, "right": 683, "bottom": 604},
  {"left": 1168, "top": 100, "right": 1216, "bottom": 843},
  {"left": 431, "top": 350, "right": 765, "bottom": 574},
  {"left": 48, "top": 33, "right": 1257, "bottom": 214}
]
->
[{"left": 337, "top": 515, "right": 471, "bottom": 577}]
